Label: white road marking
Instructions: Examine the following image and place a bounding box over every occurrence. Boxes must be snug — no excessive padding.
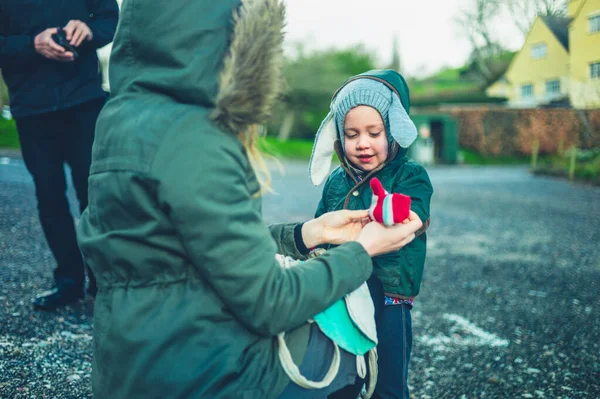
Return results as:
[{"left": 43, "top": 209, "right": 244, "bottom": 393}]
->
[{"left": 419, "top": 313, "right": 510, "bottom": 352}]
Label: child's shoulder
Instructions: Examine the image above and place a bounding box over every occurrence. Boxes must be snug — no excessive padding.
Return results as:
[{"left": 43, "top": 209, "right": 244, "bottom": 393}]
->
[
  {"left": 384, "top": 156, "right": 429, "bottom": 182},
  {"left": 325, "top": 165, "right": 347, "bottom": 183}
]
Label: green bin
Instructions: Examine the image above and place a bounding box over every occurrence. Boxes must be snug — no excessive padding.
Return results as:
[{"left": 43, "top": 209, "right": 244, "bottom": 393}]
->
[{"left": 408, "top": 113, "right": 459, "bottom": 164}]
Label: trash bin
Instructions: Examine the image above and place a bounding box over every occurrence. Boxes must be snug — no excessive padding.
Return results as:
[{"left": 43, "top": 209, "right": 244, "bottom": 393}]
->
[
  {"left": 411, "top": 124, "right": 435, "bottom": 165},
  {"left": 408, "top": 113, "right": 459, "bottom": 164}
]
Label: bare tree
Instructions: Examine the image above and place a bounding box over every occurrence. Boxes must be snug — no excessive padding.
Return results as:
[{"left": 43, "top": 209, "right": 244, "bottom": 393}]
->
[
  {"left": 454, "top": 0, "right": 505, "bottom": 85},
  {"left": 506, "top": 0, "right": 569, "bottom": 37},
  {"left": 455, "top": 0, "right": 568, "bottom": 86}
]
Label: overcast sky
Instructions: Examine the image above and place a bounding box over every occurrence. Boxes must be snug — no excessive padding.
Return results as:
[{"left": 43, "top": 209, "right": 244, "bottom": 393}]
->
[{"left": 283, "top": 0, "right": 525, "bottom": 77}]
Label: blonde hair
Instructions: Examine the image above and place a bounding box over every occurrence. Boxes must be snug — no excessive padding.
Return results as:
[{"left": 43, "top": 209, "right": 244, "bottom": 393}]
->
[{"left": 238, "top": 124, "right": 274, "bottom": 196}]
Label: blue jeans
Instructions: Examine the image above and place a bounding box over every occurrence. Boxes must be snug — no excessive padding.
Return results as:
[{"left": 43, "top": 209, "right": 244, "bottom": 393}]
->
[
  {"left": 374, "top": 304, "right": 412, "bottom": 399},
  {"left": 328, "top": 304, "right": 413, "bottom": 399},
  {"left": 15, "top": 98, "right": 105, "bottom": 292}
]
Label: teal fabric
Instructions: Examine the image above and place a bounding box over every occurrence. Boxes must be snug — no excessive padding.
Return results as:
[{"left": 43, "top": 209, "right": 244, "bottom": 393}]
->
[
  {"left": 313, "top": 298, "right": 375, "bottom": 356},
  {"left": 383, "top": 195, "right": 394, "bottom": 226},
  {"left": 273, "top": 257, "right": 377, "bottom": 356}
]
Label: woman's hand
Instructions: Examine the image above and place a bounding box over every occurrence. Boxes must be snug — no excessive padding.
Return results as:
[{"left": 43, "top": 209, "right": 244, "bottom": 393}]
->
[
  {"left": 302, "top": 210, "right": 370, "bottom": 248},
  {"left": 356, "top": 211, "right": 423, "bottom": 257}
]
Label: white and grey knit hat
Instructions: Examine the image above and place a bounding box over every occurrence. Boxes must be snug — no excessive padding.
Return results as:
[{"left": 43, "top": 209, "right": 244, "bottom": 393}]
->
[{"left": 309, "top": 78, "right": 418, "bottom": 186}]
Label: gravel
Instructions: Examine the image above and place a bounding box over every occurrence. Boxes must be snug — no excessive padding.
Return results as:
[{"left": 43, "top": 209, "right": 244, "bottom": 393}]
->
[{"left": 1, "top": 159, "right": 599, "bottom": 398}]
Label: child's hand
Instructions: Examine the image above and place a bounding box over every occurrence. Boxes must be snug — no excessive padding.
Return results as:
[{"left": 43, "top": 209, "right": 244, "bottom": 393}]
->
[{"left": 302, "top": 210, "right": 370, "bottom": 247}]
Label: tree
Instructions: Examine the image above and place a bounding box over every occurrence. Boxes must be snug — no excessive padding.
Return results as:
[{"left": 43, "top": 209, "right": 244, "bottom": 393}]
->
[
  {"left": 454, "top": 0, "right": 567, "bottom": 86},
  {"left": 454, "top": 0, "right": 506, "bottom": 86},
  {"left": 506, "top": 0, "right": 569, "bottom": 37},
  {"left": 272, "top": 44, "right": 376, "bottom": 140},
  {"left": 389, "top": 35, "right": 402, "bottom": 73}
]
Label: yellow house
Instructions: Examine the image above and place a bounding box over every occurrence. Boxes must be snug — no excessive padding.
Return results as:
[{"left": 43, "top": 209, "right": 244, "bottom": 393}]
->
[
  {"left": 568, "top": 0, "right": 600, "bottom": 108},
  {"left": 487, "top": 0, "right": 600, "bottom": 108},
  {"left": 499, "top": 16, "right": 571, "bottom": 107},
  {"left": 486, "top": 76, "right": 511, "bottom": 98}
]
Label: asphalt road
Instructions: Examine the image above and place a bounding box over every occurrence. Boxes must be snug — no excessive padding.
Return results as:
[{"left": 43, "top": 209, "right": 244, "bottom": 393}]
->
[{"left": 1, "top": 156, "right": 599, "bottom": 399}]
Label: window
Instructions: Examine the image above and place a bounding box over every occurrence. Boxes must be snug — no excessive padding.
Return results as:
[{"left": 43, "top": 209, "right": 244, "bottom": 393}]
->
[
  {"left": 589, "top": 15, "right": 600, "bottom": 33},
  {"left": 531, "top": 43, "right": 547, "bottom": 59},
  {"left": 521, "top": 84, "right": 534, "bottom": 98},
  {"left": 591, "top": 62, "right": 600, "bottom": 79},
  {"left": 546, "top": 79, "right": 561, "bottom": 96}
]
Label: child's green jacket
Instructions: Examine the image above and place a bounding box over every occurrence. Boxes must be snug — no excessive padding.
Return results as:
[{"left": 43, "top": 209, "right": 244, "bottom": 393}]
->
[
  {"left": 314, "top": 70, "right": 434, "bottom": 297},
  {"left": 315, "top": 150, "right": 433, "bottom": 297}
]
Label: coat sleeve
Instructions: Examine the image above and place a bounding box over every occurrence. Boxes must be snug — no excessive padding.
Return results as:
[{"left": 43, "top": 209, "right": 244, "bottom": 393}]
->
[
  {"left": 86, "top": 0, "right": 119, "bottom": 49},
  {"left": 155, "top": 132, "right": 372, "bottom": 337},
  {"left": 268, "top": 223, "right": 309, "bottom": 260},
  {"left": 394, "top": 162, "right": 433, "bottom": 225},
  {"left": 0, "top": 6, "right": 38, "bottom": 70},
  {"left": 371, "top": 163, "right": 433, "bottom": 289}
]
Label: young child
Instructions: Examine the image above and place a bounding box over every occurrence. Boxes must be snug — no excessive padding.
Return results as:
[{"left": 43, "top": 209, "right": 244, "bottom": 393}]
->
[{"left": 309, "top": 69, "right": 433, "bottom": 399}]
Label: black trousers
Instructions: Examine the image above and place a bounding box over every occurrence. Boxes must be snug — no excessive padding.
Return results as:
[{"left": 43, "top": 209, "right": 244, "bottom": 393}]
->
[{"left": 15, "top": 98, "right": 105, "bottom": 292}]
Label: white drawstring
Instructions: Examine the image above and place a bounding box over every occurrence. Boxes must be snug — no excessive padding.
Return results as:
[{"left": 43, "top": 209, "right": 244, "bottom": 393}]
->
[
  {"left": 362, "top": 348, "right": 379, "bottom": 399},
  {"left": 356, "top": 355, "right": 367, "bottom": 379},
  {"left": 277, "top": 329, "right": 341, "bottom": 389}
]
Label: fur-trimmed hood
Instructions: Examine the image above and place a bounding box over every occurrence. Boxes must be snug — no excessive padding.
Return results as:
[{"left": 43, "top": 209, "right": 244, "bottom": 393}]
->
[{"left": 108, "top": 0, "right": 285, "bottom": 135}]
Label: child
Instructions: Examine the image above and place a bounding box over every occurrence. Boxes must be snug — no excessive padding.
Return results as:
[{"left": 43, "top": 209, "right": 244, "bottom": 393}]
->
[{"left": 309, "top": 69, "right": 434, "bottom": 399}]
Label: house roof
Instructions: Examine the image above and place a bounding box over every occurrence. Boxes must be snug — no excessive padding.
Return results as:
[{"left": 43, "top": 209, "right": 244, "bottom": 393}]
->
[
  {"left": 540, "top": 15, "right": 572, "bottom": 51},
  {"left": 568, "top": 0, "right": 587, "bottom": 20}
]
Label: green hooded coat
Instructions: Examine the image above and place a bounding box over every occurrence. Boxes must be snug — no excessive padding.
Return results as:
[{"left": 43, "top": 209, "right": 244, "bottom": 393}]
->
[{"left": 77, "top": 1, "right": 372, "bottom": 397}]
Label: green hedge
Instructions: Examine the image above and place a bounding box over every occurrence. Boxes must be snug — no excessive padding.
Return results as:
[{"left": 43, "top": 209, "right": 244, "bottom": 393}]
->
[
  {"left": 459, "top": 148, "right": 529, "bottom": 165},
  {"left": 0, "top": 118, "right": 19, "bottom": 149},
  {"left": 450, "top": 108, "right": 600, "bottom": 157},
  {"left": 412, "top": 91, "right": 507, "bottom": 107}
]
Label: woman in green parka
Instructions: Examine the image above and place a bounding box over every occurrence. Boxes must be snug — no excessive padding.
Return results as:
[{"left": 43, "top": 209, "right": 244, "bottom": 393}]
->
[{"left": 76, "top": 0, "right": 423, "bottom": 398}]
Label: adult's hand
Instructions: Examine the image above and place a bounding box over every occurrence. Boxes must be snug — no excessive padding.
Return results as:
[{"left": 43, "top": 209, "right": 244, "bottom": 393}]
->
[
  {"left": 63, "top": 20, "right": 93, "bottom": 47},
  {"left": 302, "top": 210, "right": 370, "bottom": 248},
  {"left": 356, "top": 211, "right": 423, "bottom": 257},
  {"left": 34, "top": 28, "right": 75, "bottom": 62}
]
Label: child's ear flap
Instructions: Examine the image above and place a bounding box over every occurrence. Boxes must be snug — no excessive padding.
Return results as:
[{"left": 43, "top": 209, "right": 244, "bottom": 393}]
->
[
  {"left": 309, "top": 111, "right": 337, "bottom": 186},
  {"left": 388, "top": 92, "right": 418, "bottom": 149}
]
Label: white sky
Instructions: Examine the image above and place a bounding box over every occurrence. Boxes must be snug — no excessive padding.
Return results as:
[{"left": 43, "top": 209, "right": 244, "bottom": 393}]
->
[{"left": 283, "top": 0, "right": 525, "bottom": 77}]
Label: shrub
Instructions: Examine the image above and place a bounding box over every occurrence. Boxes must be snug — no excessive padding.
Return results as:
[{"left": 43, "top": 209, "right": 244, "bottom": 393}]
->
[{"left": 449, "top": 108, "right": 600, "bottom": 156}]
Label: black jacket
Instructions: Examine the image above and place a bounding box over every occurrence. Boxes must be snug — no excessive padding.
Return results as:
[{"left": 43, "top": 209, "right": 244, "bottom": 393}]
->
[{"left": 0, "top": 0, "right": 118, "bottom": 118}]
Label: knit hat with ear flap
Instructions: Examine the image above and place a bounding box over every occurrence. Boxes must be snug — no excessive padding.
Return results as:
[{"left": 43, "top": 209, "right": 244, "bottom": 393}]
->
[
  {"left": 332, "top": 78, "right": 417, "bottom": 150},
  {"left": 333, "top": 79, "right": 394, "bottom": 147},
  {"left": 309, "top": 70, "right": 418, "bottom": 186}
]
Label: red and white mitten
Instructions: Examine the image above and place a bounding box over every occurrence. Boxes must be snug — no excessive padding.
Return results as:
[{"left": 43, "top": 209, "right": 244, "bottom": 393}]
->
[{"left": 368, "top": 177, "right": 411, "bottom": 226}]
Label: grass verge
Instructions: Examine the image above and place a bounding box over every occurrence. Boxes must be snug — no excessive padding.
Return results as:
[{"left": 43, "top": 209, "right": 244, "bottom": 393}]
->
[{"left": 0, "top": 118, "right": 19, "bottom": 149}]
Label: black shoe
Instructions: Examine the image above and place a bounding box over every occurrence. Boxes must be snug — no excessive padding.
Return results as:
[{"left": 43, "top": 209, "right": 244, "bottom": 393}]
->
[{"left": 33, "top": 288, "right": 84, "bottom": 311}]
